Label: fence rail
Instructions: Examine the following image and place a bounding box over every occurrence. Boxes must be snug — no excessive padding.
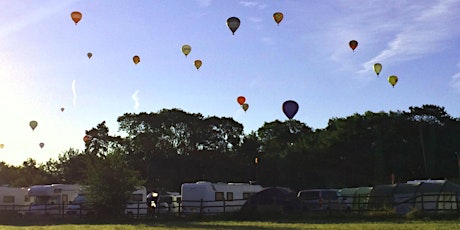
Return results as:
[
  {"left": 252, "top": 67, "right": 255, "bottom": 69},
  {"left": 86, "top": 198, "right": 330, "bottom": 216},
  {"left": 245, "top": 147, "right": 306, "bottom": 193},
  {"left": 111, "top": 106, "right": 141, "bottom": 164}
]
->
[{"left": 1, "top": 192, "right": 459, "bottom": 219}]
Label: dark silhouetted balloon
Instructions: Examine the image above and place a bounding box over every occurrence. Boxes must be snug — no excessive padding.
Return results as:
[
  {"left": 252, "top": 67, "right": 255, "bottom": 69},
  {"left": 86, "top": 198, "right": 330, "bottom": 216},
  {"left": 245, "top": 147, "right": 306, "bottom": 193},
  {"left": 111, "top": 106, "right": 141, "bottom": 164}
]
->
[{"left": 282, "top": 100, "right": 299, "bottom": 119}]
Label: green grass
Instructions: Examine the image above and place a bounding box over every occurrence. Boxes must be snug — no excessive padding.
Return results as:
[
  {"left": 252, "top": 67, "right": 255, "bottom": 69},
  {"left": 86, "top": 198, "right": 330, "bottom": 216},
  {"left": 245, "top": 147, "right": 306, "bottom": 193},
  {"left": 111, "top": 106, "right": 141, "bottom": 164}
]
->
[{"left": 0, "top": 215, "right": 459, "bottom": 230}]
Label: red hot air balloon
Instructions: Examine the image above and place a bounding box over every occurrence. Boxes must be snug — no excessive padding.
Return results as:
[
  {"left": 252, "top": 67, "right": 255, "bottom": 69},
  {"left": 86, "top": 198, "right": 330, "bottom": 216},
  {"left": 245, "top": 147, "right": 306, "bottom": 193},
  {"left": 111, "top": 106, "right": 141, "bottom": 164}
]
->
[
  {"left": 83, "top": 135, "right": 92, "bottom": 143},
  {"left": 71, "top": 11, "right": 82, "bottom": 25},
  {"left": 237, "top": 96, "right": 246, "bottom": 105},
  {"left": 282, "top": 100, "right": 299, "bottom": 119},
  {"left": 349, "top": 40, "right": 358, "bottom": 52}
]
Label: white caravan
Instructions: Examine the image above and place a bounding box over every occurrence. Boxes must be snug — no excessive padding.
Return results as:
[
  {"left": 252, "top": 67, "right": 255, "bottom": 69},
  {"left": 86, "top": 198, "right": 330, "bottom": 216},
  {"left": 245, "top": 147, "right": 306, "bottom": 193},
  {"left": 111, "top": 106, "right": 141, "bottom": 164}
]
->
[
  {"left": 158, "top": 192, "right": 182, "bottom": 214},
  {"left": 0, "top": 186, "right": 30, "bottom": 212},
  {"left": 125, "top": 186, "right": 148, "bottom": 216},
  {"left": 25, "top": 184, "right": 82, "bottom": 216},
  {"left": 181, "top": 181, "right": 263, "bottom": 214}
]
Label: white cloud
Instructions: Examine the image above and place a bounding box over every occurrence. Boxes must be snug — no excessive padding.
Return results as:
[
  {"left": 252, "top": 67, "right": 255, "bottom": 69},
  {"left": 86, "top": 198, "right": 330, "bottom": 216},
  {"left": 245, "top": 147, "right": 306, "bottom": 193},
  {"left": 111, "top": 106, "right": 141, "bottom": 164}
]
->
[
  {"left": 361, "top": 0, "right": 460, "bottom": 72},
  {"left": 196, "top": 0, "right": 212, "bottom": 7},
  {"left": 132, "top": 90, "right": 140, "bottom": 110},
  {"left": 239, "top": 1, "right": 267, "bottom": 9},
  {"left": 451, "top": 62, "right": 460, "bottom": 90}
]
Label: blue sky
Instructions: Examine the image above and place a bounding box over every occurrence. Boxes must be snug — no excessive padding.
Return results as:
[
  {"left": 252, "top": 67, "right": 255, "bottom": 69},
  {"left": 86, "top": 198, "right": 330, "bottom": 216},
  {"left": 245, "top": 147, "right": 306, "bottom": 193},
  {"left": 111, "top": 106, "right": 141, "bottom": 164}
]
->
[{"left": 1, "top": 0, "right": 460, "bottom": 166}]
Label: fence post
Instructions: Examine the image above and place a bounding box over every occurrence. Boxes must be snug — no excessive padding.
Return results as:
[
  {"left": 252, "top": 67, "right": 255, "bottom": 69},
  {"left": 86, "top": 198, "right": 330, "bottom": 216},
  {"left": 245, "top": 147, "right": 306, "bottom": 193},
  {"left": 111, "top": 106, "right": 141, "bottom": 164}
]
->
[
  {"left": 200, "top": 199, "right": 203, "bottom": 216},
  {"left": 223, "top": 199, "right": 226, "bottom": 213},
  {"left": 420, "top": 192, "right": 424, "bottom": 214}
]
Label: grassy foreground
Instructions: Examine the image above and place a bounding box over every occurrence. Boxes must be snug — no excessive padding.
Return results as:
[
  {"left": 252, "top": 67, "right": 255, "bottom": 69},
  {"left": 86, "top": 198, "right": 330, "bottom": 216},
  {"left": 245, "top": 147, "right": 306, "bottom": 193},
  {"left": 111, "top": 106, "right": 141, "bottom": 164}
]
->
[{"left": 0, "top": 217, "right": 459, "bottom": 230}]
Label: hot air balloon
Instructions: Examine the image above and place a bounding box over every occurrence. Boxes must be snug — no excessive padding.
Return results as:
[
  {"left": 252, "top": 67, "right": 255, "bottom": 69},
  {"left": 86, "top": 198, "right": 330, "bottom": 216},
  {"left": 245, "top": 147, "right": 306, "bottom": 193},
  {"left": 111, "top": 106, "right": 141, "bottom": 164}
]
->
[
  {"left": 273, "top": 12, "right": 283, "bottom": 25},
  {"left": 388, "top": 75, "right": 398, "bottom": 87},
  {"left": 282, "top": 100, "right": 299, "bottom": 119},
  {"left": 237, "top": 96, "right": 246, "bottom": 105},
  {"left": 349, "top": 40, "right": 358, "bottom": 52},
  {"left": 39, "top": 142, "right": 44, "bottom": 148},
  {"left": 242, "top": 103, "right": 249, "bottom": 112},
  {"left": 194, "top": 60, "right": 202, "bottom": 70},
  {"left": 29, "top": 120, "right": 38, "bottom": 131},
  {"left": 61, "top": 107, "right": 65, "bottom": 112},
  {"left": 133, "top": 55, "right": 140, "bottom": 65},
  {"left": 87, "top": 52, "right": 92, "bottom": 59},
  {"left": 83, "top": 135, "right": 92, "bottom": 143},
  {"left": 373, "top": 63, "right": 382, "bottom": 76},
  {"left": 227, "top": 17, "right": 240, "bottom": 35},
  {"left": 182, "top": 45, "right": 191, "bottom": 57},
  {"left": 71, "top": 11, "right": 82, "bottom": 25},
  {"left": 0, "top": 144, "right": 4, "bottom": 149}
]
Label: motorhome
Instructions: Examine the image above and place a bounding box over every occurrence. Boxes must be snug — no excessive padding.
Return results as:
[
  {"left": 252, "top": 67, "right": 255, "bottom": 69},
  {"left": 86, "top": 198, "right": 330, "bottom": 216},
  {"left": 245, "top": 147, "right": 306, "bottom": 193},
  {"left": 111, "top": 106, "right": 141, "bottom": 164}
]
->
[
  {"left": 181, "top": 181, "right": 263, "bottom": 214},
  {"left": 0, "top": 186, "right": 30, "bottom": 212},
  {"left": 125, "top": 186, "right": 148, "bottom": 217},
  {"left": 25, "top": 184, "right": 83, "bottom": 216}
]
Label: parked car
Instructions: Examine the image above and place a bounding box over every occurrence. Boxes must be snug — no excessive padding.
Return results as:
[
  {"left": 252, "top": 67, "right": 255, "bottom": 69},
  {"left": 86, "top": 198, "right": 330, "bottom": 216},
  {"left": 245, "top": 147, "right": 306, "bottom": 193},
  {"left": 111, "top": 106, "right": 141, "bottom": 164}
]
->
[
  {"left": 157, "top": 192, "right": 181, "bottom": 214},
  {"left": 297, "top": 189, "right": 351, "bottom": 211}
]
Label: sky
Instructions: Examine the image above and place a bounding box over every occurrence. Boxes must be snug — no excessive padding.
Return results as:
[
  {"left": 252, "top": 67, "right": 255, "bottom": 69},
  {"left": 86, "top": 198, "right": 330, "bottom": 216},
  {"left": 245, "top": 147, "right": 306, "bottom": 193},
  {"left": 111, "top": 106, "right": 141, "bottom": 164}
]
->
[{"left": 0, "top": 0, "right": 460, "bottom": 166}]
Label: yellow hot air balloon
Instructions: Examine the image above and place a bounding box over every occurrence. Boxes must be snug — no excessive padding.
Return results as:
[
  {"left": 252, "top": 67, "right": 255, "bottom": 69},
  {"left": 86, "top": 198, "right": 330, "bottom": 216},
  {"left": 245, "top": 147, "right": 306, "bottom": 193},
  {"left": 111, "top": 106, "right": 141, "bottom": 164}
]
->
[
  {"left": 0, "top": 144, "right": 4, "bottom": 149},
  {"left": 133, "top": 55, "right": 140, "bottom": 65},
  {"left": 242, "top": 103, "right": 249, "bottom": 112},
  {"left": 194, "top": 60, "right": 202, "bottom": 70},
  {"left": 373, "top": 63, "right": 382, "bottom": 76},
  {"left": 29, "top": 120, "right": 38, "bottom": 131},
  {"left": 87, "top": 52, "right": 92, "bottom": 59},
  {"left": 227, "top": 17, "right": 240, "bottom": 35},
  {"left": 273, "top": 12, "right": 283, "bottom": 25},
  {"left": 71, "top": 11, "right": 82, "bottom": 25},
  {"left": 388, "top": 75, "right": 398, "bottom": 87},
  {"left": 182, "top": 45, "right": 191, "bottom": 57}
]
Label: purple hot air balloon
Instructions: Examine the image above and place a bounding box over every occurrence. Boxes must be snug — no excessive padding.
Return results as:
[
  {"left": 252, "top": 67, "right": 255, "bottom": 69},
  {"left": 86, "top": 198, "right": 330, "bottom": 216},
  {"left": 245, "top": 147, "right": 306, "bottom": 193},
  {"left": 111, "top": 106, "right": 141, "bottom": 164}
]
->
[{"left": 282, "top": 100, "right": 299, "bottom": 119}]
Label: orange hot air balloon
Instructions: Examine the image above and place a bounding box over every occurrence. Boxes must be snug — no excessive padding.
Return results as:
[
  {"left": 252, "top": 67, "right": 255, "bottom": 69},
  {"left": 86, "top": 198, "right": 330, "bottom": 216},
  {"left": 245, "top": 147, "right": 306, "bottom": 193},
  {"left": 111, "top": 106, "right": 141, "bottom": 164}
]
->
[
  {"left": 39, "top": 142, "right": 45, "bottom": 148},
  {"left": 71, "top": 11, "right": 82, "bottom": 25},
  {"left": 349, "top": 40, "right": 358, "bottom": 52},
  {"left": 273, "top": 12, "right": 283, "bottom": 25},
  {"left": 133, "top": 55, "right": 140, "bottom": 65},
  {"left": 182, "top": 45, "right": 191, "bottom": 57},
  {"left": 237, "top": 96, "right": 246, "bottom": 105},
  {"left": 194, "top": 60, "right": 202, "bottom": 70},
  {"left": 242, "top": 103, "right": 249, "bottom": 112},
  {"left": 388, "top": 75, "right": 398, "bottom": 87},
  {"left": 83, "top": 135, "right": 92, "bottom": 143},
  {"left": 87, "top": 52, "right": 92, "bottom": 59},
  {"left": 227, "top": 17, "right": 240, "bottom": 35},
  {"left": 29, "top": 120, "right": 38, "bottom": 131}
]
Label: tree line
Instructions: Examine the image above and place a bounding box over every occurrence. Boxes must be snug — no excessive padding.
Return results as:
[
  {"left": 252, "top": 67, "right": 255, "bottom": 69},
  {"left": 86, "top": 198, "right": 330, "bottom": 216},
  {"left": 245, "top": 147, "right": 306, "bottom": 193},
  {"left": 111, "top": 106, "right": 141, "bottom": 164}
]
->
[{"left": 1, "top": 104, "right": 460, "bottom": 197}]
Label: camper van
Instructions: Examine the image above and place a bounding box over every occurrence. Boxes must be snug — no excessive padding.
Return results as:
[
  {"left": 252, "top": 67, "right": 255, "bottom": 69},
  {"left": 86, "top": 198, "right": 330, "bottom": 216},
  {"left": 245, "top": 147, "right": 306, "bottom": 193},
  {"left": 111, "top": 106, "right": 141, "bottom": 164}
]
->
[
  {"left": 125, "top": 186, "right": 148, "bottom": 217},
  {"left": 25, "top": 184, "right": 82, "bottom": 216},
  {"left": 0, "top": 186, "right": 30, "bottom": 213},
  {"left": 181, "top": 181, "right": 263, "bottom": 214}
]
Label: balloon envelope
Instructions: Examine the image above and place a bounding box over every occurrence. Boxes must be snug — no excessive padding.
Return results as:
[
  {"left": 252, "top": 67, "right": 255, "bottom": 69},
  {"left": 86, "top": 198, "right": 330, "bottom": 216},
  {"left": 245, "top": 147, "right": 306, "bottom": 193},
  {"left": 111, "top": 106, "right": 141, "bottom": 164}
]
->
[
  {"left": 388, "top": 75, "right": 398, "bottom": 87},
  {"left": 71, "top": 11, "right": 82, "bottom": 25},
  {"left": 87, "top": 52, "right": 92, "bottom": 59},
  {"left": 227, "top": 17, "right": 240, "bottom": 35},
  {"left": 83, "top": 135, "right": 92, "bottom": 143},
  {"left": 29, "top": 120, "right": 38, "bottom": 131},
  {"left": 349, "top": 40, "right": 358, "bottom": 51},
  {"left": 182, "top": 45, "right": 191, "bottom": 57},
  {"left": 133, "top": 55, "right": 140, "bottom": 65},
  {"left": 0, "top": 144, "right": 4, "bottom": 149},
  {"left": 194, "top": 60, "right": 202, "bottom": 70},
  {"left": 373, "top": 63, "right": 382, "bottom": 76},
  {"left": 242, "top": 103, "right": 249, "bottom": 112},
  {"left": 273, "top": 12, "right": 283, "bottom": 25},
  {"left": 282, "top": 100, "right": 299, "bottom": 119},
  {"left": 61, "top": 107, "right": 65, "bottom": 112},
  {"left": 39, "top": 142, "right": 44, "bottom": 148},
  {"left": 237, "top": 96, "right": 246, "bottom": 105}
]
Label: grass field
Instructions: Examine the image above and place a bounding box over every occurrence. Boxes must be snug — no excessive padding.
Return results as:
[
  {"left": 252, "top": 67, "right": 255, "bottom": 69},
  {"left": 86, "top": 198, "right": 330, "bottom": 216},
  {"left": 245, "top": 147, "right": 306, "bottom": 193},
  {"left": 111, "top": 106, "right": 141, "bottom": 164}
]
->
[{"left": 0, "top": 215, "right": 459, "bottom": 230}]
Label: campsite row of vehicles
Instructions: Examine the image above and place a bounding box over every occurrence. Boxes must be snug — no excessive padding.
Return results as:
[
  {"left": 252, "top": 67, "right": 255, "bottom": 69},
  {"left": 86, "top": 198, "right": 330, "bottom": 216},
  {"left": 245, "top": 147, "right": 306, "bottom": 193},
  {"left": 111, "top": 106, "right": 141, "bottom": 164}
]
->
[{"left": 1, "top": 179, "right": 458, "bottom": 217}]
